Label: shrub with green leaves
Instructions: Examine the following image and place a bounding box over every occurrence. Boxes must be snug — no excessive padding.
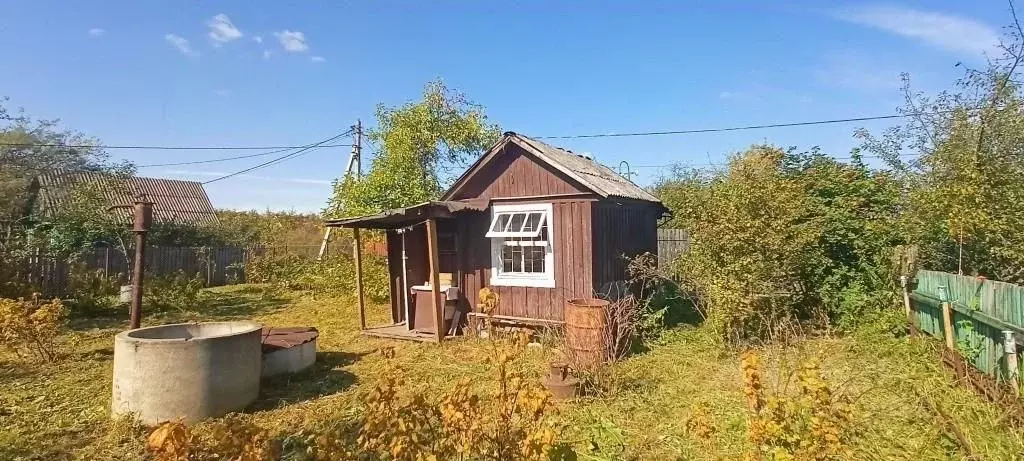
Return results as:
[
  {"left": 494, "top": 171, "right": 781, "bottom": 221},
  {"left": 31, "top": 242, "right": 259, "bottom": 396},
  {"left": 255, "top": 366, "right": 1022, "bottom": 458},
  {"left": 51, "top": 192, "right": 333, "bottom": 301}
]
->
[
  {"left": 145, "top": 271, "right": 206, "bottom": 311},
  {"left": 244, "top": 252, "right": 390, "bottom": 302}
]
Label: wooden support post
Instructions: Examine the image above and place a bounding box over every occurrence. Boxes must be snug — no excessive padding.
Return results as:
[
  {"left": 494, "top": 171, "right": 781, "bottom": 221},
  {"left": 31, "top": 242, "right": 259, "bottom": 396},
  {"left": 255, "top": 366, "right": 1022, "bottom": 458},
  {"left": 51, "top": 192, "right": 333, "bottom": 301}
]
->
[
  {"left": 353, "top": 228, "right": 366, "bottom": 331},
  {"left": 901, "top": 275, "right": 915, "bottom": 336},
  {"left": 1004, "top": 330, "right": 1019, "bottom": 396},
  {"left": 425, "top": 218, "right": 444, "bottom": 343},
  {"left": 941, "top": 301, "right": 955, "bottom": 350}
]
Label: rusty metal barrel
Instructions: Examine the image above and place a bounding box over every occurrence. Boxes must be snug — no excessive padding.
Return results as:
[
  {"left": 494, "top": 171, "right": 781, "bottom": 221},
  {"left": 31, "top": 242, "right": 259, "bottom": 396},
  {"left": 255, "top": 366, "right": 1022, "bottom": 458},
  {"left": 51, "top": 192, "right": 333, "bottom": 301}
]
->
[{"left": 564, "top": 298, "right": 609, "bottom": 369}]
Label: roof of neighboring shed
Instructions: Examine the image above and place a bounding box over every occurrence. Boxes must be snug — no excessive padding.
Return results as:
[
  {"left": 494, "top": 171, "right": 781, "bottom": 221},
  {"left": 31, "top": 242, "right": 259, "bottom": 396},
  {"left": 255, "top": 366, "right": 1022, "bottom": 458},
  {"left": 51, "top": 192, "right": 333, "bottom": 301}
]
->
[
  {"left": 32, "top": 170, "right": 218, "bottom": 225},
  {"left": 325, "top": 198, "right": 489, "bottom": 229},
  {"left": 443, "top": 132, "right": 663, "bottom": 205}
]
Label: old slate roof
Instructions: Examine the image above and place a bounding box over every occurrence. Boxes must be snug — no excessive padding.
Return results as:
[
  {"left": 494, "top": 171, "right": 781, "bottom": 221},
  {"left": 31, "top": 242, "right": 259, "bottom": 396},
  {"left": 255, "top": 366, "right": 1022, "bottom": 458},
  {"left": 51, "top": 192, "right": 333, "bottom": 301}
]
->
[
  {"left": 443, "top": 132, "right": 663, "bottom": 204},
  {"left": 32, "top": 170, "right": 218, "bottom": 225}
]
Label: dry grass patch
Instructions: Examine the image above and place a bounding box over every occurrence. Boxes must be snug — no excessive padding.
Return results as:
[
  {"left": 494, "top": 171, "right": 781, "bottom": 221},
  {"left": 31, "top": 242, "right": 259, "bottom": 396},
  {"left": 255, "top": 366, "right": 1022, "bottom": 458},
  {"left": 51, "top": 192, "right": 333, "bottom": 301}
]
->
[{"left": 2, "top": 285, "right": 1023, "bottom": 459}]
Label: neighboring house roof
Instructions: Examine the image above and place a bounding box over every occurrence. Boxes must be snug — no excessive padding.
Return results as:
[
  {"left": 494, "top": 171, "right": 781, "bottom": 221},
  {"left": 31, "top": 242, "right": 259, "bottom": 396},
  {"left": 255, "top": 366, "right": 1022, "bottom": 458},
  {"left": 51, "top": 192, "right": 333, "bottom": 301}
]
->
[
  {"left": 31, "top": 171, "right": 218, "bottom": 225},
  {"left": 443, "top": 132, "right": 663, "bottom": 205}
]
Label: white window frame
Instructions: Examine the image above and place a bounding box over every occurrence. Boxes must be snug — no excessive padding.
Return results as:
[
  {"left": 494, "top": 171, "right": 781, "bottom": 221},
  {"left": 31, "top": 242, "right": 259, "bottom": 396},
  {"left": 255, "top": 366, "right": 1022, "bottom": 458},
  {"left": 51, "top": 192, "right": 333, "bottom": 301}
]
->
[{"left": 489, "top": 203, "right": 555, "bottom": 288}]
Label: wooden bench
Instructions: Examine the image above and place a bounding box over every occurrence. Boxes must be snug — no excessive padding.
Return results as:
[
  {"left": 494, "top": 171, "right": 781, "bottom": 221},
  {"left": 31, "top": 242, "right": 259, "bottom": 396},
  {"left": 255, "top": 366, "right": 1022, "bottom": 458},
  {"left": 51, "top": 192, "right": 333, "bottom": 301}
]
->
[{"left": 465, "top": 312, "right": 564, "bottom": 334}]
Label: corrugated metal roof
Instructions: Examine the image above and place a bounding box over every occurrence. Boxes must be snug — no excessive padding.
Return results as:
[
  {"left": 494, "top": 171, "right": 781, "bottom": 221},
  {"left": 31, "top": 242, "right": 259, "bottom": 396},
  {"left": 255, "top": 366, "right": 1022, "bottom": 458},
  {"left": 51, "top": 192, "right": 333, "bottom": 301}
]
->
[
  {"left": 33, "top": 171, "right": 218, "bottom": 225},
  {"left": 511, "top": 134, "right": 662, "bottom": 203}
]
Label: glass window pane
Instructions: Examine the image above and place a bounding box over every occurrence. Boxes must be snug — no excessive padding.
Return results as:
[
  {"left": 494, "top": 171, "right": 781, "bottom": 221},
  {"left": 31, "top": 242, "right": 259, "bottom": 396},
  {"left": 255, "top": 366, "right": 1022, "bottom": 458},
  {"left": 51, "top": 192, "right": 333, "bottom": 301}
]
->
[
  {"left": 511, "top": 245, "right": 523, "bottom": 272},
  {"left": 525, "top": 246, "right": 545, "bottom": 273},
  {"left": 508, "top": 213, "right": 527, "bottom": 232},
  {"left": 502, "top": 244, "right": 513, "bottom": 273},
  {"left": 491, "top": 213, "right": 511, "bottom": 233},
  {"left": 523, "top": 212, "right": 542, "bottom": 232}
]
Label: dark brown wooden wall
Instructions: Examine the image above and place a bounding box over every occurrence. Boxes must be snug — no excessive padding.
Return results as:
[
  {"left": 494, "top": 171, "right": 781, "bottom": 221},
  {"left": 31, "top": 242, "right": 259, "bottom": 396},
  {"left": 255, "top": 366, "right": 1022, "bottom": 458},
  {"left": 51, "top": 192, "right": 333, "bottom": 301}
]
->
[
  {"left": 591, "top": 201, "right": 660, "bottom": 295},
  {"left": 459, "top": 199, "right": 594, "bottom": 322},
  {"left": 449, "top": 143, "right": 588, "bottom": 200},
  {"left": 385, "top": 220, "right": 459, "bottom": 323},
  {"left": 381, "top": 142, "right": 659, "bottom": 325}
]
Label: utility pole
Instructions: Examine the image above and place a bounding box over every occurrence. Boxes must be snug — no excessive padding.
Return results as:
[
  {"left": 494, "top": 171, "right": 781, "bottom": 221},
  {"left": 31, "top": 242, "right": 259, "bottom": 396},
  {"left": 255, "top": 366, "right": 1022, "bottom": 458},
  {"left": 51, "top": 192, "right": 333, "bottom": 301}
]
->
[{"left": 318, "top": 120, "right": 362, "bottom": 261}]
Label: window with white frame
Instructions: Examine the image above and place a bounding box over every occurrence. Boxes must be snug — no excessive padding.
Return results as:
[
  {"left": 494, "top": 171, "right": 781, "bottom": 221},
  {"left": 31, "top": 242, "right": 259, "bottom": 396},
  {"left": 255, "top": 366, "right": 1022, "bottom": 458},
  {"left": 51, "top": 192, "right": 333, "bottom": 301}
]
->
[{"left": 487, "top": 203, "right": 555, "bottom": 287}]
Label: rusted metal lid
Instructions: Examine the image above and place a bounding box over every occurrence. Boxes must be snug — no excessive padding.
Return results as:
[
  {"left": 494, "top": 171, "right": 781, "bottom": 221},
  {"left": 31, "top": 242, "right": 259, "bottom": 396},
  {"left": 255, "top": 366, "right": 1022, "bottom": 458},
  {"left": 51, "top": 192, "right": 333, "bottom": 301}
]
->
[{"left": 261, "top": 327, "right": 319, "bottom": 353}]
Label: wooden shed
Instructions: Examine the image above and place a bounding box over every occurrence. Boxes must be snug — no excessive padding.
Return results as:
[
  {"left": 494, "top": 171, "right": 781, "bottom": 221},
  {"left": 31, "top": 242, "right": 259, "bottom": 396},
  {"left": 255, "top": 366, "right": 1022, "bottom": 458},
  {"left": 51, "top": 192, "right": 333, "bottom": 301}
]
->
[{"left": 326, "top": 131, "right": 668, "bottom": 341}]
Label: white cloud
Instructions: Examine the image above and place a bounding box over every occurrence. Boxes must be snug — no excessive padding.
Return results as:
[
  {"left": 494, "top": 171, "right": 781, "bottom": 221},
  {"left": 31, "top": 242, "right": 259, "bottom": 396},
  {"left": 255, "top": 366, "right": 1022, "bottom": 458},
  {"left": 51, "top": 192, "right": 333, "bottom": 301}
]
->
[
  {"left": 836, "top": 5, "right": 999, "bottom": 57},
  {"left": 88, "top": 28, "right": 105, "bottom": 37},
  {"left": 274, "top": 30, "right": 309, "bottom": 52},
  {"left": 213, "top": 89, "right": 231, "bottom": 98},
  {"left": 253, "top": 35, "right": 263, "bottom": 44},
  {"left": 310, "top": 56, "right": 326, "bottom": 63},
  {"left": 207, "top": 13, "right": 243, "bottom": 43},
  {"left": 718, "top": 91, "right": 742, "bottom": 100},
  {"left": 164, "top": 34, "right": 198, "bottom": 56},
  {"left": 263, "top": 49, "right": 272, "bottom": 60}
]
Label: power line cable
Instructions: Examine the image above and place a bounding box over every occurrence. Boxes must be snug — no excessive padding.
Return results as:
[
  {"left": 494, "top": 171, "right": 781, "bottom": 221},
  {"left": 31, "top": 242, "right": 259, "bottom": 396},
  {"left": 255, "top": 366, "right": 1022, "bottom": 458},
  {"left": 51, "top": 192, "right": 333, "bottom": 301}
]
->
[
  {"left": 0, "top": 141, "right": 354, "bottom": 150},
  {"left": 135, "top": 144, "right": 352, "bottom": 168},
  {"left": 535, "top": 109, "right": 971, "bottom": 139},
  {"left": 201, "top": 129, "right": 354, "bottom": 185},
  {"left": 626, "top": 152, "right": 922, "bottom": 169}
]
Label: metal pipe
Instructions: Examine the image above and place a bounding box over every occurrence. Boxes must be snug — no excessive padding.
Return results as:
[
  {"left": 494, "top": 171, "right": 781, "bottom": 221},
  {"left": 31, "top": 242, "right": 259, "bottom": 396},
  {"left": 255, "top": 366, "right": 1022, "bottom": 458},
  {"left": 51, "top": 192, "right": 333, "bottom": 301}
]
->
[{"left": 397, "top": 227, "right": 411, "bottom": 330}]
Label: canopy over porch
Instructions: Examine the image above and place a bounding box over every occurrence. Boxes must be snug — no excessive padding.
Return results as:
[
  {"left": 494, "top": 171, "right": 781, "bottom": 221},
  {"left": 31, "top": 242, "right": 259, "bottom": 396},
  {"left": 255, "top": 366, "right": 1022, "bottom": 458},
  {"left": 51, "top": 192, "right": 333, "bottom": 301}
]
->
[
  {"left": 324, "top": 199, "right": 488, "bottom": 343},
  {"left": 324, "top": 199, "right": 488, "bottom": 230}
]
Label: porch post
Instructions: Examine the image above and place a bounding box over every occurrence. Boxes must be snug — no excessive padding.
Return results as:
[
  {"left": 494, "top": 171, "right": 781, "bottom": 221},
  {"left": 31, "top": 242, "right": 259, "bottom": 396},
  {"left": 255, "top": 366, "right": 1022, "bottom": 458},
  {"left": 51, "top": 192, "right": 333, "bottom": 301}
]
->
[
  {"left": 353, "top": 227, "right": 366, "bottom": 330},
  {"left": 426, "top": 218, "right": 444, "bottom": 342}
]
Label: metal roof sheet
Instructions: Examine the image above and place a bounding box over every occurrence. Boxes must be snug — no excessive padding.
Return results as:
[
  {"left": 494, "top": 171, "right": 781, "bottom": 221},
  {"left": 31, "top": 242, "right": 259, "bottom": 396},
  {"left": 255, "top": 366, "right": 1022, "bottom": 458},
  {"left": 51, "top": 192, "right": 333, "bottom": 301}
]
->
[
  {"left": 33, "top": 170, "right": 218, "bottom": 225},
  {"left": 512, "top": 134, "right": 662, "bottom": 203},
  {"left": 325, "top": 199, "right": 489, "bottom": 229}
]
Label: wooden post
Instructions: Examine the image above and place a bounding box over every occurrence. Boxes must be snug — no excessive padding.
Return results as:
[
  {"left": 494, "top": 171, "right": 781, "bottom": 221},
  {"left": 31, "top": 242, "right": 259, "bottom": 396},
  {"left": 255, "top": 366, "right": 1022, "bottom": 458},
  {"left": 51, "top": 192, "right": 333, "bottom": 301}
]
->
[
  {"left": 941, "top": 301, "right": 955, "bottom": 349},
  {"left": 1004, "top": 330, "right": 1019, "bottom": 396},
  {"left": 901, "top": 275, "right": 916, "bottom": 336},
  {"left": 425, "top": 218, "right": 444, "bottom": 342},
  {"left": 353, "top": 228, "right": 366, "bottom": 330}
]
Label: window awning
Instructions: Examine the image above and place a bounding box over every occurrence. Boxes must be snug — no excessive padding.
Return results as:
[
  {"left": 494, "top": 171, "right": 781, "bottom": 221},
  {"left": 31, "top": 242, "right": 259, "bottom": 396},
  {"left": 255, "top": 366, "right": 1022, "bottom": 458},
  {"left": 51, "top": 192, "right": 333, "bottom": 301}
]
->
[{"left": 485, "top": 210, "right": 547, "bottom": 238}]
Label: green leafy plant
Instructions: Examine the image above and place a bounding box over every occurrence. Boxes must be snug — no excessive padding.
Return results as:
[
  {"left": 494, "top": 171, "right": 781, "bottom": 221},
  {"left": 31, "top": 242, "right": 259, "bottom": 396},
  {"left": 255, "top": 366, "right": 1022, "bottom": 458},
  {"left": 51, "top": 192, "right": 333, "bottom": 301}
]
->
[
  {"left": 65, "top": 263, "right": 118, "bottom": 313},
  {"left": 145, "top": 271, "right": 207, "bottom": 312},
  {"left": 324, "top": 80, "right": 501, "bottom": 219},
  {"left": 955, "top": 320, "right": 985, "bottom": 364}
]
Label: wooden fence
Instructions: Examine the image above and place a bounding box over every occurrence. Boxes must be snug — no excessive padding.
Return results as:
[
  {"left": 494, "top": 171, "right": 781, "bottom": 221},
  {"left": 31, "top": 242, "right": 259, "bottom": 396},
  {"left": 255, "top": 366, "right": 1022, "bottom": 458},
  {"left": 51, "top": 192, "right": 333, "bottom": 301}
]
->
[
  {"left": 657, "top": 228, "right": 689, "bottom": 269},
  {"left": 7, "top": 241, "right": 388, "bottom": 298},
  {"left": 909, "top": 270, "right": 1024, "bottom": 387}
]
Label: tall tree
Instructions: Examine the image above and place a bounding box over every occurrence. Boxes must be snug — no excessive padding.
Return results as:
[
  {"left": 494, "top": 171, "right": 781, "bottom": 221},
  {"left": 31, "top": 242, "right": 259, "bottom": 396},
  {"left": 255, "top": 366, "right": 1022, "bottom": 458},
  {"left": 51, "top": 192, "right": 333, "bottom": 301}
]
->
[
  {"left": 324, "top": 81, "right": 500, "bottom": 218},
  {"left": 857, "top": 11, "right": 1024, "bottom": 282},
  {"left": 0, "top": 98, "right": 128, "bottom": 226}
]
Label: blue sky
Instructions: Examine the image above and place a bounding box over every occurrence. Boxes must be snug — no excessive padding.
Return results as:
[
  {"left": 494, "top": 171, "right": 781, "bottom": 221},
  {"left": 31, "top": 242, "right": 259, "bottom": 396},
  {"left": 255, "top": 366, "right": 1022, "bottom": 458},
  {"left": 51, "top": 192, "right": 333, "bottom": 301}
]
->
[{"left": 0, "top": 1, "right": 1011, "bottom": 212}]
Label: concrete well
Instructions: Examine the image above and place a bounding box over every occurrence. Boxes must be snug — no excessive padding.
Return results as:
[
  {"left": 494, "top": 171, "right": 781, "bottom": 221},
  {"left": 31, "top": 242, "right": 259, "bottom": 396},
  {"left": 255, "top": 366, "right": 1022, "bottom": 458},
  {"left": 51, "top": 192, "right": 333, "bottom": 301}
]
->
[{"left": 112, "top": 321, "right": 262, "bottom": 424}]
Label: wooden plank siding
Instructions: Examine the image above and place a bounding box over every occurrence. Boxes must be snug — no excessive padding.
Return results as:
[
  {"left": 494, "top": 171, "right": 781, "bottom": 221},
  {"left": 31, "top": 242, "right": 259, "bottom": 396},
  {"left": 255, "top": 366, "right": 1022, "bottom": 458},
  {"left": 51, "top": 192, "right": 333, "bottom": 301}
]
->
[
  {"left": 448, "top": 141, "right": 599, "bottom": 321},
  {"left": 378, "top": 141, "right": 659, "bottom": 325},
  {"left": 448, "top": 143, "right": 588, "bottom": 201},
  {"left": 591, "top": 201, "right": 659, "bottom": 296},
  {"left": 384, "top": 220, "right": 459, "bottom": 324},
  {"left": 458, "top": 200, "right": 593, "bottom": 322}
]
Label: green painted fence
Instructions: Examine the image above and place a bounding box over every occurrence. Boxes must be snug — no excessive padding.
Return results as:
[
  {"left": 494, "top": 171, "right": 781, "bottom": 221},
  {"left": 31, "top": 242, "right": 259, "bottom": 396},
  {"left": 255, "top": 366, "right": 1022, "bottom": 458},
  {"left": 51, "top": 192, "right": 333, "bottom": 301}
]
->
[{"left": 909, "top": 270, "right": 1024, "bottom": 383}]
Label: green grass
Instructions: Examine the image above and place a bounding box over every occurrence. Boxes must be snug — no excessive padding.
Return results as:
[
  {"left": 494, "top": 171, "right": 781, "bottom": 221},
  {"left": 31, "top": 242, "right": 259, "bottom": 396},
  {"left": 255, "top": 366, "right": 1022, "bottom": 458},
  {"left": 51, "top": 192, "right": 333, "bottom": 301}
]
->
[{"left": 1, "top": 285, "right": 1022, "bottom": 460}]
